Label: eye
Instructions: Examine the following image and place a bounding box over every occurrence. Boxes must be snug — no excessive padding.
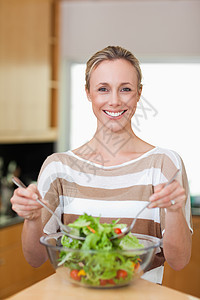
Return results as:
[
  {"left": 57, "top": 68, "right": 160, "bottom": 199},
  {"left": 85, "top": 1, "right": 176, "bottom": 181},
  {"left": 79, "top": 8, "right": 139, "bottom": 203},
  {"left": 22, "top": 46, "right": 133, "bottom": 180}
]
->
[
  {"left": 121, "top": 87, "right": 131, "bottom": 92},
  {"left": 98, "top": 87, "right": 108, "bottom": 92}
]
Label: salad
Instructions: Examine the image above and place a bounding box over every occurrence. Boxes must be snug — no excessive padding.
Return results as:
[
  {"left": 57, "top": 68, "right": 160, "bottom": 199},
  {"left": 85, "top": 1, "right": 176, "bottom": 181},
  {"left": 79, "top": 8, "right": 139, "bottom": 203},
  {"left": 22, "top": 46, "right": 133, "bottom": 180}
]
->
[{"left": 58, "top": 214, "right": 144, "bottom": 287}]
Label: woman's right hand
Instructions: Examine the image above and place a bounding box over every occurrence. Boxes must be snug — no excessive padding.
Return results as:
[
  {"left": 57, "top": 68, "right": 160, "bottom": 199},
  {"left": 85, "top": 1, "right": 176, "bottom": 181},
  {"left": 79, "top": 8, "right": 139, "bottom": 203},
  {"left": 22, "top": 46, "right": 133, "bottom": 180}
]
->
[{"left": 10, "top": 184, "right": 43, "bottom": 221}]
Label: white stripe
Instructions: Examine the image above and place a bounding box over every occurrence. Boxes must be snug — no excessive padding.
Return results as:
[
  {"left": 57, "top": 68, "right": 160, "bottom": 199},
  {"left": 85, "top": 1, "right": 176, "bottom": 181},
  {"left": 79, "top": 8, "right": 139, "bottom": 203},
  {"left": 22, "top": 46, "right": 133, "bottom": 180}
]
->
[
  {"left": 62, "top": 197, "right": 160, "bottom": 222},
  {"left": 43, "top": 197, "right": 160, "bottom": 235},
  {"left": 67, "top": 148, "right": 181, "bottom": 171},
  {"left": 141, "top": 266, "right": 164, "bottom": 284},
  {"left": 38, "top": 161, "right": 168, "bottom": 193},
  {"left": 43, "top": 205, "right": 62, "bottom": 234}
]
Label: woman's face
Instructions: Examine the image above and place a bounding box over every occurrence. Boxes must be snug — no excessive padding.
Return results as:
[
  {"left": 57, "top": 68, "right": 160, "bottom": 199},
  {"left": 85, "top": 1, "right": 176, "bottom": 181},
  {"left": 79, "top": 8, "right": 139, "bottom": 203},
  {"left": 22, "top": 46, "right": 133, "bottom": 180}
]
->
[{"left": 86, "top": 59, "right": 141, "bottom": 133}]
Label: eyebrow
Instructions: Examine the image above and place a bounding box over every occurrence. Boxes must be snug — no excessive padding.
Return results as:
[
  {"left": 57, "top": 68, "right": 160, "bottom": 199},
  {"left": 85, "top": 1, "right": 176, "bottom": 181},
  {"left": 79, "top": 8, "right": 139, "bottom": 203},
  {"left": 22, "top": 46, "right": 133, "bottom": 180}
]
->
[{"left": 97, "top": 82, "right": 134, "bottom": 86}]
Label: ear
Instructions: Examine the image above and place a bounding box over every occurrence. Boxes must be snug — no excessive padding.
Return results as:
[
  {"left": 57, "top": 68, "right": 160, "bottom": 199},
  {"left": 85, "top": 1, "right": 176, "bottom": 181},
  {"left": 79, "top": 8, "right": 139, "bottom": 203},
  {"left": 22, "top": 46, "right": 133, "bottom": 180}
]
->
[
  {"left": 85, "top": 86, "right": 91, "bottom": 102},
  {"left": 137, "top": 85, "right": 143, "bottom": 102}
]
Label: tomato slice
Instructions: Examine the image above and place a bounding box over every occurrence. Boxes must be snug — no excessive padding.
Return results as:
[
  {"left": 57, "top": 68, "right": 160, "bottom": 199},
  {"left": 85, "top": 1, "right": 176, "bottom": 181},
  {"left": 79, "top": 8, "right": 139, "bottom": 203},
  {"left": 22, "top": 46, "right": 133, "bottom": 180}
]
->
[
  {"left": 114, "top": 228, "right": 122, "bottom": 234},
  {"left": 100, "top": 279, "right": 107, "bottom": 286},
  {"left": 116, "top": 269, "right": 128, "bottom": 279},
  {"left": 70, "top": 269, "right": 81, "bottom": 281},
  {"left": 107, "top": 279, "right": 115, "bottom": 285}
]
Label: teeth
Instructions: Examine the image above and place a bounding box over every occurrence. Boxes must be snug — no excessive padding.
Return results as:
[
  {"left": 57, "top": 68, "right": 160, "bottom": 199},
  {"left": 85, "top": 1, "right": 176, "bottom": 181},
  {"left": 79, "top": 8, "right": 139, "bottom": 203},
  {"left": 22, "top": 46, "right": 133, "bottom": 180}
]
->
[{"left": 104, "top": 110, "right": 125, "bottom": 117}]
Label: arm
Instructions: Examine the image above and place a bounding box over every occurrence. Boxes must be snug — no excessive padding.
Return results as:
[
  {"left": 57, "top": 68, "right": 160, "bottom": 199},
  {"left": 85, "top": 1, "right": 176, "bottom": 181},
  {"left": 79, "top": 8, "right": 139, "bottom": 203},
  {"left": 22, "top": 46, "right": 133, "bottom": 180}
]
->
[
  {"left": 11, "top": 184, "right": 48, "bottom": 267},
  {"left": 149, "top": 180, "right": 192, "bottom": 270},
  {"left": 22, "top": 217, "right": 48, "bottom": 267}
]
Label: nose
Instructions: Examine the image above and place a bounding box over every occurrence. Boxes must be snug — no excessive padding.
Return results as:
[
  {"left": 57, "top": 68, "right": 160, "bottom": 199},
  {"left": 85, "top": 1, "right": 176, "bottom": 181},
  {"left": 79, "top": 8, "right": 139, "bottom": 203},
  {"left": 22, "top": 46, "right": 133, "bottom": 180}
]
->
[{"left": 108, "top": 90, "right": 122, "bottom": 106}]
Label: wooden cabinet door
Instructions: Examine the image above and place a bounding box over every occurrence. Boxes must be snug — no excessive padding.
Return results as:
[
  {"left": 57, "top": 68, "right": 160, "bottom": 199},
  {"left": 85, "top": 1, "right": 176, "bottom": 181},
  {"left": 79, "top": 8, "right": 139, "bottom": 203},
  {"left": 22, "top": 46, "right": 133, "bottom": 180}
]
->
[
  {"left": 0, "top": 222, "right": 54, "bottom": 299},
  {"left": 0, "top": 0, "right": 53, "bottom": 141}
]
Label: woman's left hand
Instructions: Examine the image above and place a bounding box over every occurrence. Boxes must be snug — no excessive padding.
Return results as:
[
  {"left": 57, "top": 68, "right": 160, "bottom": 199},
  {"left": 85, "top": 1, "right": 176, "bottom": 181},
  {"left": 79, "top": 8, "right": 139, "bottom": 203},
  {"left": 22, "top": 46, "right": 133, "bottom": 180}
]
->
[{"left": 148, "top": 180, "right": 186, "bottom": 211}]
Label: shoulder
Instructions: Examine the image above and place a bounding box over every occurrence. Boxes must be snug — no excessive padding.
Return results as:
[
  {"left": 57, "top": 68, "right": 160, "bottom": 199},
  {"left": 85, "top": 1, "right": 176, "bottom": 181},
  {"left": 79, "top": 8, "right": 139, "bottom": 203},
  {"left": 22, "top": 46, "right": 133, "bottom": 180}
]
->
[
  {"left": 153, "top": 147, "right": 183, "bottom": 169},
  {"left": 37, "top": 151, "right": 74, "bottom": 190},
  {"left": 41, "top": 151, "right": 73, "bottom": 168},
  {"left": 38, "top": 151, "right": 74, "bottom": 179},
  {"left": 148, "top": 147, "right": 187, "bottom": 186}
]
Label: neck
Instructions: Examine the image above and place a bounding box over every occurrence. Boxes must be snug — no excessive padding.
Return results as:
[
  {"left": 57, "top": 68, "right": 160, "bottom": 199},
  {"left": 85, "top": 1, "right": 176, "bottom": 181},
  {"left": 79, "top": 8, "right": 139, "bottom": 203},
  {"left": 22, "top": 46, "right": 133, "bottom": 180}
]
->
[{"left": 90, "top": 123, "right": 138, "bottom": 158}]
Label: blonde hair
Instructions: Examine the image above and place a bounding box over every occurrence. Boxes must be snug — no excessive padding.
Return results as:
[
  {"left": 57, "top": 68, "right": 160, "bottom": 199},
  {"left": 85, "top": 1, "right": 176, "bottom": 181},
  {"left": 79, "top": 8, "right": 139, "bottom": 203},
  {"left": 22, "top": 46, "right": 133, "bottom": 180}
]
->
[{"left": 85, "top": 46, "right": 142, "bottom": 92}]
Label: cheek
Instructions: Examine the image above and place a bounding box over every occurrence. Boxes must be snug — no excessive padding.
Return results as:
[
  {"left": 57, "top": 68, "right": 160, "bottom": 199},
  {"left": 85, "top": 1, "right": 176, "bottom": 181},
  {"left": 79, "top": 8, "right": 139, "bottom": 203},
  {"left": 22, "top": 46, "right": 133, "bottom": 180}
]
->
[
  {"left": 90, "top": 95, "right": 107, "bottom": 108},
  {"left": 91, "top": 98, "right": 102, "bottom": 115},
  {"left": 128, "top": 106, "right": 137, "bottom": 119},
  {"left": 124, "top": 95, "right": 138, "bottom": 111}
]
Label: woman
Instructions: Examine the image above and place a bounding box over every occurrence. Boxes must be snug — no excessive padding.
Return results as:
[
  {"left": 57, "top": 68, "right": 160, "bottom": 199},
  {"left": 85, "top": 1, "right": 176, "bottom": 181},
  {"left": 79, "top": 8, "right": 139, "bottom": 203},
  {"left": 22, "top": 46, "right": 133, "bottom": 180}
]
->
[{"left": 11, "top": 46, "right": 192, "bottom": 284}]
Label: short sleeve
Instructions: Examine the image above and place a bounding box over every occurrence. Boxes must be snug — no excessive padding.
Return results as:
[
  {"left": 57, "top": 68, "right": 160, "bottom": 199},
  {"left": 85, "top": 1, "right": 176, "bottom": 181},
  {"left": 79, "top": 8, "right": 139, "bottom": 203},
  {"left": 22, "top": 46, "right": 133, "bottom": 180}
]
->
[
  {"left": 37, "top": 154, "right": 63, "bottom": 234},
  {"left": 157, "top": 149, "right": 193, "bottom": 235}
]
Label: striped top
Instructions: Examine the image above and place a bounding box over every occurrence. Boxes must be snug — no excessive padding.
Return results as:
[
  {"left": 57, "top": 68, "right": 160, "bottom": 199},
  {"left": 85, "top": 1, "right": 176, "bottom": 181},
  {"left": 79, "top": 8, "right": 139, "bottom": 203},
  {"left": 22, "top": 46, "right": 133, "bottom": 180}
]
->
[{"left": 37, "top": 146, "right": 192, "bottom": 284}]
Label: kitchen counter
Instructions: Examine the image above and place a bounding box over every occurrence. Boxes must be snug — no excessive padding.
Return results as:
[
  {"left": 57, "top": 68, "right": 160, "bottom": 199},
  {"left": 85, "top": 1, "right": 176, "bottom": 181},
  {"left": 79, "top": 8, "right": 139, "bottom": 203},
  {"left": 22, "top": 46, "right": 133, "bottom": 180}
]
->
[
  {"left": 0, "top": 214, "right": 23, "bottom": 229},
  {"left": 8, "top": 273, "right": 199, "bottom": 300},
  {"left": 191, "top": 207, "right": 200, "bottom": 216}
]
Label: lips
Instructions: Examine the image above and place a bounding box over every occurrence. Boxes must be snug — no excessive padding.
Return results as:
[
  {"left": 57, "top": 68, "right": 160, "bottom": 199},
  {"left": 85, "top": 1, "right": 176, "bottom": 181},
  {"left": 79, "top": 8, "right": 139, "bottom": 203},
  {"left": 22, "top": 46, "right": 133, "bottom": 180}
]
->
[{"left": 103, "top": 110, "right": 127, "bottom": 117}]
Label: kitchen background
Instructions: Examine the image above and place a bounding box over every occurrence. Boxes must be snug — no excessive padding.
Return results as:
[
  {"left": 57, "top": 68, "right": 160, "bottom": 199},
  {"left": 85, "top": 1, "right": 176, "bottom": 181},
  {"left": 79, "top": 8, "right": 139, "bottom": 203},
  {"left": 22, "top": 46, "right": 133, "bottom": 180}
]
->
[{"left": 0, "top": 0, "right": 200, "bottom": 298}]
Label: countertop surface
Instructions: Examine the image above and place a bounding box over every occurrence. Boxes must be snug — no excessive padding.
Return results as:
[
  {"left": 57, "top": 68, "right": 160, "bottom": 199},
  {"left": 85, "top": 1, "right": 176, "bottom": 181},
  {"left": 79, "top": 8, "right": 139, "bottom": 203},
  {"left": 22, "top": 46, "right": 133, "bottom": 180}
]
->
[
  {"left": 0, "top": 214, "right": 23, "bottom": 229},
  {"left": 8, "top": 273, "right": 199, "bottom": 300}
]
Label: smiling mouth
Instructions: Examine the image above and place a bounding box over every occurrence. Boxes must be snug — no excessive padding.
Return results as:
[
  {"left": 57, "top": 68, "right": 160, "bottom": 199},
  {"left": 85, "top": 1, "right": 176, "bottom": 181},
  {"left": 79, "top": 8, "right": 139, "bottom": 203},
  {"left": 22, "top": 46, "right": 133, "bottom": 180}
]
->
[{"left": 103, "top": 110, "right": 127, "bottom": 117}]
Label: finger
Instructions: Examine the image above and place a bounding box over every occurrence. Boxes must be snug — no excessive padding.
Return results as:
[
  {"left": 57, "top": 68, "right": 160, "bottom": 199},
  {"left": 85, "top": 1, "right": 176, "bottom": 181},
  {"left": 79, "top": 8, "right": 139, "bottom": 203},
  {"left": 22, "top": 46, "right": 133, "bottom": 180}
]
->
[
  {"left": 154, "top": 183, "right": 165, "bottom": 193},
  {"left": 27, "top": 184, "right": 42, "bottom": 199},
  {"left": 154, "top": 194, "right": 185, "bottom": 210},
  {"left": 14, "top": 207, "right": 40, "bottom": 220},
  {"left": 11, "top": 195, "right": 42, "bottom": 208},
  {"left": 149, "top": 186, "right": 185, "bottom": 209},
  {"left": 167, "top": 194, "right": 186, "bottom": 211},
  {"left": 11, "top": 200, "right": 41, "bottom": 217},
  {"left": 14, "top": 187, "right": 38, "bottom": 200},
  {"left": 12, "top": 203, "right": 41, "bottom": 212},
  {"left": 150, "top": 180, "right": 179, "bottom": 202}
]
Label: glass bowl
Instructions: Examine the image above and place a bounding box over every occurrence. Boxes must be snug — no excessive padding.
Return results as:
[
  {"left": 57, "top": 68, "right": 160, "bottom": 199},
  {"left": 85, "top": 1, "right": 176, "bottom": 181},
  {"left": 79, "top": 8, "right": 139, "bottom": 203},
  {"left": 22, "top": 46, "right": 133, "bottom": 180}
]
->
[{"left": 40, "top": 233, "right": 161, "bottom": 289}]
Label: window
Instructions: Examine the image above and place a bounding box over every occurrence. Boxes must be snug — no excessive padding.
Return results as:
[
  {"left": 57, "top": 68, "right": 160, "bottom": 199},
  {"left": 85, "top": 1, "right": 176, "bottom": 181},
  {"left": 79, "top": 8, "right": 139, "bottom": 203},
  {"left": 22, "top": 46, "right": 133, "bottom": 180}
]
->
[{"left": 70, "top": 63, "right": 200, "bottom": 195}]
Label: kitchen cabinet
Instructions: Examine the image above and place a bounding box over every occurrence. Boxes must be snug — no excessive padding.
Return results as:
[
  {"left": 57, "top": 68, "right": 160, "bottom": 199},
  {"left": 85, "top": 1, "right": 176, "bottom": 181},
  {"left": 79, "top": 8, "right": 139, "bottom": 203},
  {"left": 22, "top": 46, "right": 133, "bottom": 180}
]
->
[
  {"left": 163, "top": 215, "right": 200, "bottom": 298},
  {"left": 0, "top": 222, "right": 55, "bottom": 299},
  {"left": 0, "top": 0, "right": 60, "bottom": 143}
]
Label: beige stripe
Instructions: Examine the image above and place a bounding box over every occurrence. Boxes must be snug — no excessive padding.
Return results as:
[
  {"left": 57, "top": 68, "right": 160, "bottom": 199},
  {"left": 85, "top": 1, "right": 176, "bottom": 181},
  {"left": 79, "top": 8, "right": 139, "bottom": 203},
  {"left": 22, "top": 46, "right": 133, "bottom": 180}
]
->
[
  {"left": 58, "top": 178, "right": 153, "bottom": 201},
  {"left": 67, "top": 152, "right": 178, "bottom": 178},
  {"left": 181, "top": 156, "right": 189, "bottom": 197},
  {"left": 40, "top": 177, "right": 153, "bottom": 202},
  {"left": 41, "top": 180, "right": 60, "bottom": 228},
  {"left": 63, "top": 214, "right": 162, "bottom": 239},
  {"left": 40, "top": 152, "right": 179, "bottom": 181},
  {"left": 160, "top": 157, "right": 191, "bottom": 233},
  {"left": 178, "top": 157, "right": 193, "bottom": 230}
]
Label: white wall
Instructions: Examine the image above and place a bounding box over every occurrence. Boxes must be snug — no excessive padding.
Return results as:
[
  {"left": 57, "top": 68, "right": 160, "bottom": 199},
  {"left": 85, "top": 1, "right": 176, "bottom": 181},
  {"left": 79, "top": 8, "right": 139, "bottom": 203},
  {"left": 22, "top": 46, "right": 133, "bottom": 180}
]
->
[
  {"left": 60, "top": 0, "right": 200, "bottom": 62},
  {"left": 58, "top": 0, "right": 200, "bottom": 151},
  {"left": 58, "top": 1, "right": 200, "bottom": 195}
]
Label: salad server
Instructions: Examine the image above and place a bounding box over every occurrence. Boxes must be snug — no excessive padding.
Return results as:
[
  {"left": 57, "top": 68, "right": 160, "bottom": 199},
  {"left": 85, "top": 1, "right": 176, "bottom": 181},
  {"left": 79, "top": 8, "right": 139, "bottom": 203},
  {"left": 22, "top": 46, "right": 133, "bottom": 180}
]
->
[
  {"left": 12, "top": 176, "right": 86, "bottom": 240},
  {"left": 111, "top": 169, "right": 180, "bottom": 240}
]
